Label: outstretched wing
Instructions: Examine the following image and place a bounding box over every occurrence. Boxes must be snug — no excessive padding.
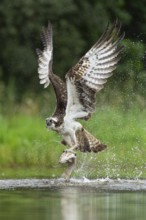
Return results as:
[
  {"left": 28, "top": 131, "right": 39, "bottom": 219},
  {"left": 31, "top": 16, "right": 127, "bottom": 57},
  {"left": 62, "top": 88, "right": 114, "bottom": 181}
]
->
[
  {"left": 36, "top": 22, "right": 67, "bottom": 117},
  {"left": 36, "top": 21, "right": 53, "bottom": 88},
  {"left": 65, "top": 20, "right": 125, "bottom": 120}
]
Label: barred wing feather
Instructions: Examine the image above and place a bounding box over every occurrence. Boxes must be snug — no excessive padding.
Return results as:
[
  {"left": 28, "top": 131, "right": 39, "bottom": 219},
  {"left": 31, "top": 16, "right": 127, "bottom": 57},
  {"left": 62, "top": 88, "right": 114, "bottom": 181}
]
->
[
  {"left": 36, "top": 21, "right": 67, "bottom": 118},
  {"left": 36, "top": 22, "right": 53, "bottom": 88},
  {"left": 65, "top": 20, "right": 125, "bottom": 120}
]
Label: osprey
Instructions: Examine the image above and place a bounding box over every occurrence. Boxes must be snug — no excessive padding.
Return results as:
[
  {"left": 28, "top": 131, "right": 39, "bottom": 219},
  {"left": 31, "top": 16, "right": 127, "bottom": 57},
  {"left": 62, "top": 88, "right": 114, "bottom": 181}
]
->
[{"left": 36, "top": 20, "right": 124, "bottom": 179}]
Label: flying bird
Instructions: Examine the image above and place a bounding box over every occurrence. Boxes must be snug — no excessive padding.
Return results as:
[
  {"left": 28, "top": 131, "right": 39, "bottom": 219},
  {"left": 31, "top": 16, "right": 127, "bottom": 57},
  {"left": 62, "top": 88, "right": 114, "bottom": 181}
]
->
[{"left": 36, "top": 20, "right": 124, "bottom": 179}]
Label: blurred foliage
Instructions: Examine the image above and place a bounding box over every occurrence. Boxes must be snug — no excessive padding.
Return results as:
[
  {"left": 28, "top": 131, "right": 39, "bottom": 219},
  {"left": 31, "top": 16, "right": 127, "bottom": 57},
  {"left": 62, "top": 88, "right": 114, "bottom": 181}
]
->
[
  {"left": 0, "top": 0, "right": 146, "bottom": 178},
  {"left": 0, "top": 0, "right": 146, "bottom": 110},
  {"left": 0, "top": 107, "right": 146, "bottom": 179}
]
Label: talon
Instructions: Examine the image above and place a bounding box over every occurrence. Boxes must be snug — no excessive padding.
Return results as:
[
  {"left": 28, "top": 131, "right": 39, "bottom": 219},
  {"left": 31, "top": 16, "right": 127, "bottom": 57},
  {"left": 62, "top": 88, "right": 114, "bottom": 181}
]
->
[
  {"left": 71, "top": 145, "right": 79, "bottom": 151},
  {"left": 61, "top": 140, "right": 67, "bottom": 146}
]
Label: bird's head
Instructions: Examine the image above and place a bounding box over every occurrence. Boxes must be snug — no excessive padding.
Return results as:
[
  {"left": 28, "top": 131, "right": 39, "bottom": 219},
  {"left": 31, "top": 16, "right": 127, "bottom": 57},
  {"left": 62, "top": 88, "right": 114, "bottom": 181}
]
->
[{"left": 46, "top": 117, "right": 59, "bottom": 131}]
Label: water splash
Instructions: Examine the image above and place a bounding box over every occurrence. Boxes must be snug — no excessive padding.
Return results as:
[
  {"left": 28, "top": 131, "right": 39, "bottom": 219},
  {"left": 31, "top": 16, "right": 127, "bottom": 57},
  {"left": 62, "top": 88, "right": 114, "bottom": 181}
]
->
[{"left": 1, "top": 178, "right": 146, "bottom": 191}]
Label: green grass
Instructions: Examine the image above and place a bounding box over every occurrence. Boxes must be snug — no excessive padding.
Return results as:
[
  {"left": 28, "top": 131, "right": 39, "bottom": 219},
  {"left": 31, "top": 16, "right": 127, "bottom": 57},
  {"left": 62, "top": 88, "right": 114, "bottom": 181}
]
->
[{"left": 0, "top": 106, "right": 146, "bottom": 179}]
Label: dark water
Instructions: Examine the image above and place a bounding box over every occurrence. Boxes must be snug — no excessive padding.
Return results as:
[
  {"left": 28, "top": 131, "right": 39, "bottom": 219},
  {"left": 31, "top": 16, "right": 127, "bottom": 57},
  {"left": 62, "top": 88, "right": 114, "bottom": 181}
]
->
[{"left": 0, "top": 187, "right": 146, "bottom": 220}]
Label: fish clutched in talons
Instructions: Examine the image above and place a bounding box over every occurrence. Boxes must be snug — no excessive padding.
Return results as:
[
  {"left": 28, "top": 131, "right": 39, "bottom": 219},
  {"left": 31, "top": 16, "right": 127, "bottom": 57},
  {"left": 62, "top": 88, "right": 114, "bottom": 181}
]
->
[
  {"left": 59, "top": 149, "right": 76, "bottom": 181},
  {"left": 59, "top": 129, "right": 107, "bottom": 180}
]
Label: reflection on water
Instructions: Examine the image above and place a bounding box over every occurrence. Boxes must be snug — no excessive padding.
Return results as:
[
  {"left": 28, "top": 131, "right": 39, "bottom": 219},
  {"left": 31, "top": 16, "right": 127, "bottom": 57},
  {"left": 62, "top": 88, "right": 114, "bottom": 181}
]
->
[{"left": 0, "top": 187, "right": 146, "bottom": 220}]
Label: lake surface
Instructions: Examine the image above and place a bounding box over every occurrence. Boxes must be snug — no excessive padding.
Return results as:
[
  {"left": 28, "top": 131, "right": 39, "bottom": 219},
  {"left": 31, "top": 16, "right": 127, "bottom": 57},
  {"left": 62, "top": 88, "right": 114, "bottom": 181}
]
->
[{"left": 0, "top": 179, "right": 146, "bottom": 220}]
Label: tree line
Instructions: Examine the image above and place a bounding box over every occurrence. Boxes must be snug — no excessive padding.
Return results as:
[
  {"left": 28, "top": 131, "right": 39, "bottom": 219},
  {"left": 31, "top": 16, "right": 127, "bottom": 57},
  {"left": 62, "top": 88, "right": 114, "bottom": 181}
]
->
[{"left": 0, "top": 0, "right": 146, "bottom": 105}]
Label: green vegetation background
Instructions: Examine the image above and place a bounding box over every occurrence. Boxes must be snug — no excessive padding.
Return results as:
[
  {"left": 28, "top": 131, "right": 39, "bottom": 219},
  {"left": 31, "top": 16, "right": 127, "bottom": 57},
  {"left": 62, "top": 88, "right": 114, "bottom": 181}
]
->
[{"left": 0, "top": 0, "right": 146, "bottom": 179}]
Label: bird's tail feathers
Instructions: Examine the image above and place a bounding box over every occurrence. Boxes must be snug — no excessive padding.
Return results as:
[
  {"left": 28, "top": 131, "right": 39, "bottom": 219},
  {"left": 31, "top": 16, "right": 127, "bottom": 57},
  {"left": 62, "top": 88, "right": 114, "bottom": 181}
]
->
[{"left": 76, "top": 129, "right": 107, "bottom": 153}]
